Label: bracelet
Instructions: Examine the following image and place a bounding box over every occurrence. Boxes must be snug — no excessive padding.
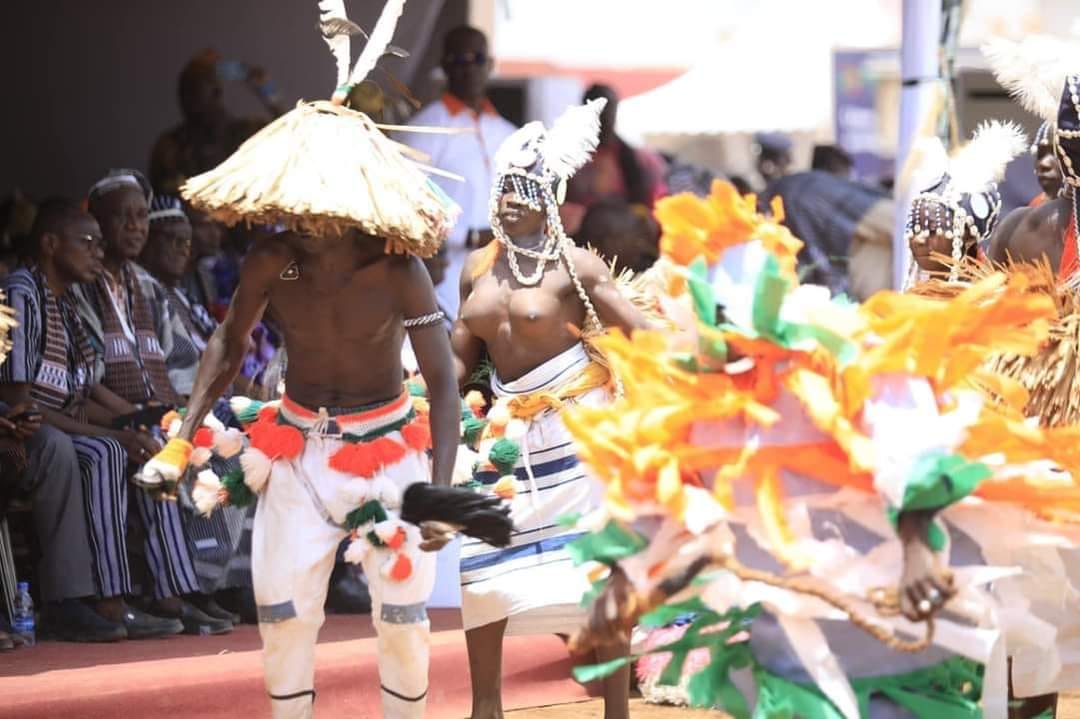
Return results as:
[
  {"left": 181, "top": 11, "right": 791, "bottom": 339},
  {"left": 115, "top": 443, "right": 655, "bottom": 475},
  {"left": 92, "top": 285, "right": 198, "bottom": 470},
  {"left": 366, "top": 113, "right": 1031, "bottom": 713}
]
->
[{"left": 403, "top": 311, "right": 447, "bottom": 329}]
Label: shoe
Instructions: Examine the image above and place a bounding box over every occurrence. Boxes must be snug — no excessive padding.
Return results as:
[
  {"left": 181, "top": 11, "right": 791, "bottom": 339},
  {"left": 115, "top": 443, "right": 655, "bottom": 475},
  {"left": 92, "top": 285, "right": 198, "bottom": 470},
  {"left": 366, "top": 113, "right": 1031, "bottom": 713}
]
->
[
  {"left": 173, "top": 601, "right": 233, "bottom": 636},
  {"left": 39, "top": 599, "right": 127, "bottom": 643},
  {"left": 190, "top": 593, "right": 241, "bottom": 625},
  {"left": 215, "top": 587, "right": 258, "bottom": 625},
  {"left": 119, "top": 605, "right": 184, "bottom": 639},
  {"left": 325, "top": 563, "right": 372, "bottom": 614},
  {"left": 0, "top": 630, "right": 14, "bottom": 650}
]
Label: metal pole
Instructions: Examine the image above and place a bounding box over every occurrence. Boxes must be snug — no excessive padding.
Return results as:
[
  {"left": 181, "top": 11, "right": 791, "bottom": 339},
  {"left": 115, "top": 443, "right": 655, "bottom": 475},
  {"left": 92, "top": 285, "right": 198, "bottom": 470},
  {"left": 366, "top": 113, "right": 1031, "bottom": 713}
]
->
[{"left": 894, "top": 0, "right": 943, "bottom": 289}]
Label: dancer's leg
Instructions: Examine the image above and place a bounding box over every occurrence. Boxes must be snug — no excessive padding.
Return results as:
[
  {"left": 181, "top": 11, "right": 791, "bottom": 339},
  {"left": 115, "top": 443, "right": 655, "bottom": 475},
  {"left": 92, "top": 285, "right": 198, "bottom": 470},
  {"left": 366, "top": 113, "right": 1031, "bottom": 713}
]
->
[
  {"left": 597, "top": 637, "right": 631, "bottom": 719},
  {"left": 466, "top": 618, "right": 509, "bottom": 719}
]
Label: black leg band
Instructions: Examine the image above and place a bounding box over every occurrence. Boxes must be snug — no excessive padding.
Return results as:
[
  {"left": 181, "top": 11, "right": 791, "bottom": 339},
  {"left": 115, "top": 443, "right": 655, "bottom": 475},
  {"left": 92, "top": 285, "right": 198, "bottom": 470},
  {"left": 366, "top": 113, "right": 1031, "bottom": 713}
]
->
[
  {"left": 380, "top": 684, "right": 428, "bottom": 703},
  {"left": 269, "top": 689, "right": 316, "bottom": 703}
]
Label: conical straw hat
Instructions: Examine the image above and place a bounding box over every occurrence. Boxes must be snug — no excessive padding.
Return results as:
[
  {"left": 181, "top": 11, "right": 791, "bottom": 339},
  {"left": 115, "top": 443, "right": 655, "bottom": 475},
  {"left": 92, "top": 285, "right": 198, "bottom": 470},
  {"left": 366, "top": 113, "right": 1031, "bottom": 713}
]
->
[{"left": 181, "top": 101, "right": 459, "bottom": 257}]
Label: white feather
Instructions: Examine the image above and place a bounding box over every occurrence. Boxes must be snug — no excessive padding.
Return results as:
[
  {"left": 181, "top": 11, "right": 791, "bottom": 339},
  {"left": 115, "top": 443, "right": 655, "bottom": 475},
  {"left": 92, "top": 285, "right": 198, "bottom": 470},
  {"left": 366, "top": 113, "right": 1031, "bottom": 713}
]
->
[
  {"left": 948, "top": 121, "right": 1028, "bottom": 195},
  {"left": 907, "top": 136, "right": 950, "bottom": 195},
  {"left": 493, "top": 122, "right": 545, "bottom": 175},
  {"left": 541, "top": 98, "right": 607, "bottom": 180},
  {"left": 319, "top": 0, "right": 352, "bottom": 90},
  {"left": 348, "top": 0, "right": 406, "bottom": 88},
  {"left": 982, "top": 36, "right": 1080, "bottom": 122}
]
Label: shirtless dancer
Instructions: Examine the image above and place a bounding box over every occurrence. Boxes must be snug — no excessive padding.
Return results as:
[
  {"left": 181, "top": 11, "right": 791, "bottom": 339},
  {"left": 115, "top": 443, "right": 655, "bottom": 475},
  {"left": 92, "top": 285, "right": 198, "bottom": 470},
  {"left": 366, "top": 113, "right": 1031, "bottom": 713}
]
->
[
  {"left": 453, "top": 99, "right": 646, "bottom": 719},
  {"left": 134, "top": 3, "right": 511, "bottom": 716}
]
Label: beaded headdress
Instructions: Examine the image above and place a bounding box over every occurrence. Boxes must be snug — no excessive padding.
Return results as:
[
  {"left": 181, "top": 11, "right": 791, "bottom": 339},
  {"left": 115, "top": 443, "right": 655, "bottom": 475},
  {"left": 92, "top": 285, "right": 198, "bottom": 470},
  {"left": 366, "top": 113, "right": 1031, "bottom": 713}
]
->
[
  {"left": 488, "top": 99, "right": 606, "bottom": 290},
  {"left": 905, "top": 121, "right": 1026, "bottom": 280}
]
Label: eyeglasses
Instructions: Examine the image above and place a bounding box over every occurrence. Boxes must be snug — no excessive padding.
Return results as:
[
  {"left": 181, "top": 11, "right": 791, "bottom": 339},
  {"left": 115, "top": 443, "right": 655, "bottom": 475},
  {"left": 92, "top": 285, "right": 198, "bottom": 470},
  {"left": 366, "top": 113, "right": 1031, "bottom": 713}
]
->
[{"left": 443, "top": 51, "right": 488, "bottom": 67}]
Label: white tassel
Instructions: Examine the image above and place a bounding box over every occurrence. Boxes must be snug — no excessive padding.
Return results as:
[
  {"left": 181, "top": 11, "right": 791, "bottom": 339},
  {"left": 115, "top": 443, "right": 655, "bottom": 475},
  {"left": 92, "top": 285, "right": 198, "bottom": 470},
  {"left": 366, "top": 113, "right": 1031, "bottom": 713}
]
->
[
  {"left": 486, "top": 403, "right": 511, "bottom": 429},
  {"left": 201, "top": 413, "right": 226, "bottom": 433},
  {"left": 239, "top": 448, "right": 272, "bottom": 494},
  {"left": 337, "top": 478, "right": 373, "bottom": 508},
  {"left": 214, "top": 428, "right": 245, "bottom": 459},
  {"left": 371, "top": 475, "right": 402, "bottom": 509},
  {"left": 192, "top": 469, "right": 223, "bottom": 517},
  {"left": 343, "top": 536, "right": 371, "bottom": 565},
  {"left": 229, "top": 396, "right": 253, "bottom": 416},
  {"left": 190, "top": 447, "right": 213, "bottom": 468},
  {"left": 504, "top": 419, "right": 528, "bottom": 442},
  {"left": 166, "top": 418, "right": 182, "bottom": 439},
  {"left": 452, "top": 446, "right": 480, "bottom": 486}
]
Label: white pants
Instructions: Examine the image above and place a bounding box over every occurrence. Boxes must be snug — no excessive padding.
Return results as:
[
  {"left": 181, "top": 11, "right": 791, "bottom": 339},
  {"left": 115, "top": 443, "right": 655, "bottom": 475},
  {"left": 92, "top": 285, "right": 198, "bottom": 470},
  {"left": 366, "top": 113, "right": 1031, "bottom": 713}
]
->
[{"left": 252, "top": 434, "right": 436, "bottom": 718}]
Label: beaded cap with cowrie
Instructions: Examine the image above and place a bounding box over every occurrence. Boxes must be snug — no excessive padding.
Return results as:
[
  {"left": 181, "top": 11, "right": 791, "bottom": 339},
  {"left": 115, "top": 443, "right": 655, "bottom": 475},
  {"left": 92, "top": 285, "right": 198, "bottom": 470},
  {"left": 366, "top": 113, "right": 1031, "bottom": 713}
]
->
[
  {"left": 905, "top": 121, "right": 1027, "bottom": 282},
  {"left": 487, "top": 99, "right": 607, "bottom": 329}
]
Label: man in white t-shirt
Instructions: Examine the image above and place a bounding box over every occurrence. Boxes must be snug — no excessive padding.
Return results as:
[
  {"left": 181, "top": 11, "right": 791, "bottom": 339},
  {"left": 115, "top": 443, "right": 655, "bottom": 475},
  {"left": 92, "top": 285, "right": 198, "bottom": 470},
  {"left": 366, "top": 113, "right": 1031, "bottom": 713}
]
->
[{"left": 399, "top": 26, "right": 516, "bottom": 319}]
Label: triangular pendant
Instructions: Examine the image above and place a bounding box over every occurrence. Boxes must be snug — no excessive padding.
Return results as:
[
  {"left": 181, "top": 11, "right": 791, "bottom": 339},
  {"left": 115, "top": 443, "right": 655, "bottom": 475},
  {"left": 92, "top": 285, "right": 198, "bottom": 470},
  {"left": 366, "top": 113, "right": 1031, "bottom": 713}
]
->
[{"left": 280, "top": 261, "right": 301, "bottom": 281}]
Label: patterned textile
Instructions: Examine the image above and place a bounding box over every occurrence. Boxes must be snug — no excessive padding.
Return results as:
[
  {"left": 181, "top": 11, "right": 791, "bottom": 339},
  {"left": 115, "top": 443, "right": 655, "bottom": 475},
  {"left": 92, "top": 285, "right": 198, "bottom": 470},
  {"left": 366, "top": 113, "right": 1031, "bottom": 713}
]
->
[
  {"left": 135, "top": 268, "right": 217, "bottom": 397},
  {"left": 0, "top": 268, "right": 95, "bottom": 420},
  {"left": 86, "top": 263, "right": 180, "bottom": 405}
]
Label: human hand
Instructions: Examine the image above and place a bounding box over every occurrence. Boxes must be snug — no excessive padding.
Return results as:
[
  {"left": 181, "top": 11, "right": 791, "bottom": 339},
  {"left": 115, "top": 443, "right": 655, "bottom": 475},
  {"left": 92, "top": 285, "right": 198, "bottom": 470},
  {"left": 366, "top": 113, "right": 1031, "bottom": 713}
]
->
[
  {"left": 117, "top": 430, "right": 163, "bottom": 466},
  {"left": 419, "top": 520, "right": 460, "bottom": 552},
  {"left": 897, "top": 512, "right": 955, "bottom": 622},
  {"left": 569, "top": 566, "right": 638, "bottom": 654},
  {"left": 2, "top": 402, "right": 42, "bottom": 440}
]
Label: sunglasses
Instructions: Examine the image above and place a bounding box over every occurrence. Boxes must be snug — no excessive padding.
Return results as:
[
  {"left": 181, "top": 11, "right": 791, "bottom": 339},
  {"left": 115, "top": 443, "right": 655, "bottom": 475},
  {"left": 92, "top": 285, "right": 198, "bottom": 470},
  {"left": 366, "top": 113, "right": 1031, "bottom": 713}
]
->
[{"left": 443, "top": 51, "right": 488, "bottom": 67}]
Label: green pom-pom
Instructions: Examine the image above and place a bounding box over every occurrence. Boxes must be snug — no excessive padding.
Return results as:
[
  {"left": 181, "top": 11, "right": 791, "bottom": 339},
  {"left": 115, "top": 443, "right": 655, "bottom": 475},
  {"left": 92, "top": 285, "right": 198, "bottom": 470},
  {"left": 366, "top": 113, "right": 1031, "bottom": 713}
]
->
[
  {"left": 234, "top": 400, "right": 264, "bottom": 425},
  {"left": 488, "top": 438, "right": 520, "bottom": 476},
  {"left": 407, "top": 381, "right": 426, "bottom": 397},
  {"left": 462, "top": 415, "right": 487, "bottom": 449},
  {"left": 221, "top": 470, "right": 256, "bottom": 508},
  {"left": 345, "top": 499, "right": 388, "bottom": 530}
]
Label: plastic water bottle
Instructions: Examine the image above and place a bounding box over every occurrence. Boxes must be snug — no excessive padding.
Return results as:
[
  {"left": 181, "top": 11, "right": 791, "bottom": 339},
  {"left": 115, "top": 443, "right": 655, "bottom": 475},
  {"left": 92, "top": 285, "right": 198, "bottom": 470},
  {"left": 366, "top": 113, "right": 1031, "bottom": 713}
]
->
[{"left": 12, "top": 581, "right": 35, "bottom": 646}]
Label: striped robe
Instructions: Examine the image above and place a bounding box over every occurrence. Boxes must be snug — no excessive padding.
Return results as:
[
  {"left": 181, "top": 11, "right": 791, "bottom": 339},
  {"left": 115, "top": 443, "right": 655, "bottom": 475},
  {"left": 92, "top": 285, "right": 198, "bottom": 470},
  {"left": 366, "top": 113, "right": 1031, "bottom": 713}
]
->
[{"left": 460, "top": 344, "right": 605, "bottom": 635}]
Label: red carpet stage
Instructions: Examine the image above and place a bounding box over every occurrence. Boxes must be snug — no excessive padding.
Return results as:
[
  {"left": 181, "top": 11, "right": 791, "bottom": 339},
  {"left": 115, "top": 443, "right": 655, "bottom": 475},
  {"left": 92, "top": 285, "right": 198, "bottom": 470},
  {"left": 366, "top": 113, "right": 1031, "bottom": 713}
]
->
[{"left": 0, "top": 609, "right": 591, "bottom": 718}]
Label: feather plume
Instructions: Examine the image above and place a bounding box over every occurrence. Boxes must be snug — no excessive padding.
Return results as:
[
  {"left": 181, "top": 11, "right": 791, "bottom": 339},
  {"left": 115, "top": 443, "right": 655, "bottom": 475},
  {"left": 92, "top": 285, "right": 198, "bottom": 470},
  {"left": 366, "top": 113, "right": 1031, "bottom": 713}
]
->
[
  {"left": 348, "top": 0, "right": 407, "bottom": 88},
  {"left": 948, "top": 120, "right": 1028, "bottom": 195},
  {"left": 983, "top": 36, "right": 1080, "bottom": 122},
  {"left": 493, "top": 121, "right": 545, "bottom": 174},
  {"left": 318, "top": 0, "right": 352, "bottom": 90},
  {"left": 907, "top": 136, "right": 949, "bottom": 194},
  {"left": 320, "top": 17, "right": 365, "bottom": 38},
  {"left": 541, "top": 98, "right": 607, "bottom": 180}
]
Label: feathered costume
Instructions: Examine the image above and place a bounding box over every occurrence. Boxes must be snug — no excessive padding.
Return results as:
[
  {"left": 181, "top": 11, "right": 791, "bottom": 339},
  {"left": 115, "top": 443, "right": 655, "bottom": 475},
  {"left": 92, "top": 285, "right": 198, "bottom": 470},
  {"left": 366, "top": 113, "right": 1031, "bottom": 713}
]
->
[
  {"left": 557, "top": 179, "right": 1080, "bottom": 718},
  {"left": 135, "top": 3, "right": 510, "bottom": 718}
]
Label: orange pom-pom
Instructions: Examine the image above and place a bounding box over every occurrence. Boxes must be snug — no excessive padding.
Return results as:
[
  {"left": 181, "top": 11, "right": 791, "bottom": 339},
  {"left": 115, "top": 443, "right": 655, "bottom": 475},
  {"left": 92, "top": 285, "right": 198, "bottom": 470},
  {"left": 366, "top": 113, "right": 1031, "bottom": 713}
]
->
[
  {"left": 387, "top": 553, "right": 413, "bottom": 582},
  {"left": 329, "top": 442, "right": 382, "bottom": 478},
  {"left": 386, "top": 526, "right": 407, "bottom": 550},
  {"left": 371, "top": 437, "right": 407, "bottom": 467},
  {"left": 193, "top": 427, "right": 216, "bottom": 449},
  {"left": 160, "top": 410, "right": 181, "bottom": 433},
  {"left": 401, "top": 419, "right": 431, "bottom": 451},
  {"left": 251, "top": 423, "right": 304, "bottom": 460},
  {"left": 258, "top": 405, "right": 279, "bottom": 423}
]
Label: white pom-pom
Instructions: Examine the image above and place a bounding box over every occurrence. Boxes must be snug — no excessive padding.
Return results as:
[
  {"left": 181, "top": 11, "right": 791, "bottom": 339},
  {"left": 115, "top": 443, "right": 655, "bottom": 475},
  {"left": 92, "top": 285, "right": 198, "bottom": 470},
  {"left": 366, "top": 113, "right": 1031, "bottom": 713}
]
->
[
  {"left": 504, "top": 419, "right": 528, "bottom": 442},
  {"left": 343, "top": 537, "right": 371, "bottom": 565},
  {"left": 229, "top": 396, "right": 253, "bottom": 416},
  {"left": 201, "top": 413, "right": 226, "bottom": 432},
  {"left": 190, "top": 447, "right": 213, "bottom": 467},
  {"left": 214, "top": 428, "right": 245, "bottom": 459},
  {"left": 240, "top": 448, "right": 272, "bottom": 494},
  {"left": 371, "top": 476, "right": 402, "bottom": 509},
  {"left": 167, "top": 418, "right": 183, "bottom": 439},
  {"left": 337, "top": 478, "right": 372, "bottom": 508},
  {"left": 192, "top": 469, "right": 223, "bottom": 517},
  {"left": 452, "top": 446, "right": 480, "bottom": 486},
  {"left": 487, "top": 403, "right": 511, "bottom": 428}
]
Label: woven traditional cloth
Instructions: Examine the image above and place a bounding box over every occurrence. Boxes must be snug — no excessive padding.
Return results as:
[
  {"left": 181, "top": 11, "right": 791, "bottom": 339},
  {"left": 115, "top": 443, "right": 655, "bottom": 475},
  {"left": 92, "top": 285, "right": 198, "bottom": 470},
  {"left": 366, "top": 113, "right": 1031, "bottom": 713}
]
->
[{"left": 93, "top": 264, "right": 181, "bottom": 405}]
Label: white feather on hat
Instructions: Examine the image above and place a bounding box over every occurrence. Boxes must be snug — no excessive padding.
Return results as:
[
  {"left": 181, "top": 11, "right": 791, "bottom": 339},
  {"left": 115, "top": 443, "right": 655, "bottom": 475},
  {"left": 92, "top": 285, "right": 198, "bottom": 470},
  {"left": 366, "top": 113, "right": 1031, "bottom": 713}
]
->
[
  {"left": 948, "top": 120, "right": 1028, "bottom": 196},
  {"left": 983, "top": 35, "right": 1080, "bottom": 122}
]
